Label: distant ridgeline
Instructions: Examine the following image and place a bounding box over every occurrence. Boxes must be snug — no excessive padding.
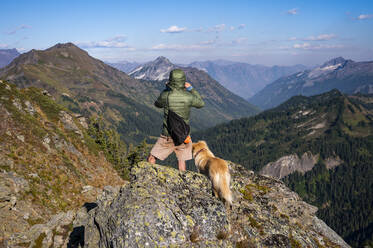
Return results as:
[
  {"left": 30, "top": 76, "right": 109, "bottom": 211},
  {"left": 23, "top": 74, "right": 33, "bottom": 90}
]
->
[
  {"left": 126, "top": 56, "right": 307, "bottom": 99},
  {"left": 249, "top": 57, "right": 373, "bottom": 110},
  {"left": 195, "top": 89, "right": 373, "bottom": 247},
  {"left": 0, "top": 48, "right": 20, "bottom": 68}
]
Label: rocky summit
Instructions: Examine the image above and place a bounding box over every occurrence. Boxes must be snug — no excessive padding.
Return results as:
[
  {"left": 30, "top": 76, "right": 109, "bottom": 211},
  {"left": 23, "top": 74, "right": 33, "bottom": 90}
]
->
[{"left": 77, "top": 161, "right": 349, "bottom": 247}]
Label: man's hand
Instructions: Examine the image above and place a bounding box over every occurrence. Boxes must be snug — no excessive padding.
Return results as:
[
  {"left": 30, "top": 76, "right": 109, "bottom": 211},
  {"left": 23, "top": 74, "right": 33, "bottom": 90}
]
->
[{"left": 185, "top": 82, "right": 193, "bottom": 91}]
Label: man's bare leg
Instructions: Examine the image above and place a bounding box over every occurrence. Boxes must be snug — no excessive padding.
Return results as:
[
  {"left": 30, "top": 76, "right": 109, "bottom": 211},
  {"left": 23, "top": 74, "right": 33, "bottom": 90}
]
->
[
  {"left": 178, "top": 160, "right": 186, "bottom": 171},
  {"left": 148, "top": 154, "right": 156, "bottom": 164}
]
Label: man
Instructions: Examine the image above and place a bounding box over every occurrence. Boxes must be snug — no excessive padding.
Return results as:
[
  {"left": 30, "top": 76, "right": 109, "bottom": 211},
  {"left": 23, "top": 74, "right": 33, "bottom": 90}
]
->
[{"left": 148, "top": 69, "right": 205, "bottom": 171}]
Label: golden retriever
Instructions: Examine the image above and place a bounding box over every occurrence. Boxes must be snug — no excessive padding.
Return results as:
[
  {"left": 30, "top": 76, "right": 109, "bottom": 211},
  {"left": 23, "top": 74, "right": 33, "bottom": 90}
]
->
[{"left": 192, "top": 141, "right": 232, "bottom": 207}]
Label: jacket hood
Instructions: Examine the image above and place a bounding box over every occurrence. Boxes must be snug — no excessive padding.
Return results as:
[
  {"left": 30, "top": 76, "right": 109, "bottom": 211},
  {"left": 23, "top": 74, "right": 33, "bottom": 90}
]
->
[{"left": 168, "top": 69, "right": 186, "bottom": 90}]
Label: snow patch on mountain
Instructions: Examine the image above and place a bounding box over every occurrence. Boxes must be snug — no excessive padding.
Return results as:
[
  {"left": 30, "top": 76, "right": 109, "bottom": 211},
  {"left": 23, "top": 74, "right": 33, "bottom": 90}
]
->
[
  {"left": 129, "top": 57, "right": 176, "bottom": 81},
  {"left": 129, "top": 66, "right": 143, "bottom": 75},
  {"left": 155, "top": 66, "right": 173, "bottom": 80},
  {"left": 321, "top": 63, "right": 342, "bottom": 71},
  {"left": 308, "top": 63, "right": 342, "bottom": 79}
]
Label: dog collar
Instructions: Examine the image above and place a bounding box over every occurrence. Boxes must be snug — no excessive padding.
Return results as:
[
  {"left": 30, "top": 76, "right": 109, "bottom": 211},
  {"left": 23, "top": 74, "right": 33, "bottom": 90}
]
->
[{"left": 194, "top": 148, "right": 207, "bottom": 158}]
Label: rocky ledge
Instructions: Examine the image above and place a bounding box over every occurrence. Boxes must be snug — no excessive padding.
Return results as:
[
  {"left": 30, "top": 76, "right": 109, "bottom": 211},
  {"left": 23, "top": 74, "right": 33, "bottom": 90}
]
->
[{"left": 73, "top": 161, "right": 349, "bottom": 248}]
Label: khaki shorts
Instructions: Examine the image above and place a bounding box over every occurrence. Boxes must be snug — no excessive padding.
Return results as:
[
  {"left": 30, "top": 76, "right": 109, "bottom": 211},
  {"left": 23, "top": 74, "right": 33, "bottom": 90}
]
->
[{"left": 150, "top": 135, "right": 192, "bottom": 161}]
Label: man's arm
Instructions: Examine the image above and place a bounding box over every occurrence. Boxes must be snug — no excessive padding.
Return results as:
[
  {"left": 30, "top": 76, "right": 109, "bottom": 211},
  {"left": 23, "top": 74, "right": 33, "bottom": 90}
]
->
[
  {"left": 154, "top": 91, "right": 167, "bottom": 108},
  {"left": 185, "top": 82, "right": 204, "bottom": 108}
]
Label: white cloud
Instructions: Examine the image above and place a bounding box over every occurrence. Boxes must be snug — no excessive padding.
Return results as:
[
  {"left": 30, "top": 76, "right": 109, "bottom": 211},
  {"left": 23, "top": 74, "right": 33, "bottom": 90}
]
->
[
  {"left": 16, "top": 47, "right": 27, "bottom": 52},
  {"left": 160, "top": 25, "right": 187, "bottom": 33},
  {"left": 231, "top": 37, "right": 248, "bottom": 45},
  {"left": 303, "top": 33, "right": 336, "bottom": 41},
  {"left": 79, "top": 41, "right": 128, "bottom": 48},
  {"left": 151, "top": 43, "right": 211, "bottom": 51},
  {"left": 289, "top": 34, "right": 336, "bottom": 42},
  {"left": 356, "top": 14, "right": 373, "bottom": 20},
  {"left": 7, "top": 24, "right": 31, "bottom": 35},
  {"left": 77, "top": 36, "right": 132, "bottom": 49},
  {"left": 237, "top": 24, "right": 246, "bottom": 30},
  {"left": 106, "top": 35, "right": 127, "bottom": 42},
  {"left": 293, "top": 43, "right": 311, "bottom": 49},
  {"left": 193, "top": 27, "right": 204, "bottom": 32},
  {"left": 194, "top": 24, "right": 243, "bottom": 33},
  {"left": 0, "top": 44, "right": 9, "bottom": 48},
  {"left": 199, "top": 40, "right": 216, "bottom": 45},
  {"left": 287, "top": 8, "right": 298, "bottom": 15},
  {"left": 208, "top": 24, "right": 226, "bottom": 32},
  {"left": 293, "top": 43, "right": 344, "bottom": 50}
]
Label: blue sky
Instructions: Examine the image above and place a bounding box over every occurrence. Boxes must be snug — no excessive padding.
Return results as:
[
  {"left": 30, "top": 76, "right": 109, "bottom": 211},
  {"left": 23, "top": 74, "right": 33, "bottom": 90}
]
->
[{"left": 1, "top": 0, "right": 373, "bottom": 66}]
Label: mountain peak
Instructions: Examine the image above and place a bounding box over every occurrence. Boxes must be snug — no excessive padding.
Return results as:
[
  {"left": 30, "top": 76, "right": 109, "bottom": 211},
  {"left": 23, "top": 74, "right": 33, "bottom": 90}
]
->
[
  {"left": 1, "top": 42, "right": 90, "bottom": 69},
  {"left": 321, "top": 57, "right": 352, "bottom": 67},
  {"left": 129, "top": 56, "right": 175, "bottom": 80},
  {"left": 154, "top": 56, "right": 172, "bottom": 65},
  {"left": 49, "top": 42, "right": 79, "bottom": 50},
  {"left": 326, "top": 88, "right": 343, "bottom": 96},
  {"left": 46, "top": 42, "right": 85, "bottom": 54}
]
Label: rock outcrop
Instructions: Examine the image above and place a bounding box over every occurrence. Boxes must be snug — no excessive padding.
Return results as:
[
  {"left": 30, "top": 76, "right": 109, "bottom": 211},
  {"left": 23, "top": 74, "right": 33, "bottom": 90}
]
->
[
  {"left": 79, "top": 161, "right": 350, "bottom": 247},
  {"left": 259, "top": 152, "right": 318, "bottom": 179},
  {"left": 259, "top": 152, "right": 344, "bottom": 179}
]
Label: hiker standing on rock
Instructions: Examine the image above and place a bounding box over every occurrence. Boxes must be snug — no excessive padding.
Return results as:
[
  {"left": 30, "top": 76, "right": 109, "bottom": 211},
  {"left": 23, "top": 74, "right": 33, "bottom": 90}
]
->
[{"left": 148, "top": 69, "right": 205, "bottom": 171}]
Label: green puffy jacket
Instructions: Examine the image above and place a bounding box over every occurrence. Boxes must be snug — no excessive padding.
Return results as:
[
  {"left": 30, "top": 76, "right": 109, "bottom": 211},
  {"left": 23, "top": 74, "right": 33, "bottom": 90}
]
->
[{"left": 155, "top": 69, "right": 205, "bottom": 136}]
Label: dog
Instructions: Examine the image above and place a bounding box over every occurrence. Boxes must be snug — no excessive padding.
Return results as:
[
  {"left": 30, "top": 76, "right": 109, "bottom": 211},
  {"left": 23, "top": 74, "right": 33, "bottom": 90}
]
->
[{"left": 192, "top": 141, "right": 232, "bottom": 207}]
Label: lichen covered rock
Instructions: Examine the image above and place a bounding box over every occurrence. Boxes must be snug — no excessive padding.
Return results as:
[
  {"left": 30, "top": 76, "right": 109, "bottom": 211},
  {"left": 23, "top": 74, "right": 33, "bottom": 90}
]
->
[
  {"left": 83, "top": 161, "right": 350, "bottom": 247},
  {"left": 84, "top": 162, "right": 230, "bottom": 247}
]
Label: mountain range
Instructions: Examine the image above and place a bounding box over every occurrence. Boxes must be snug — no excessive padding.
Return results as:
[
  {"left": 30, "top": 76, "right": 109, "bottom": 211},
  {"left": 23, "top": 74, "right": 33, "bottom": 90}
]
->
[
  {"left": 249, "top": 57, "right": 373, "bottom": 109},
  {"left": 0, "top": 48, "right": 20, "bottom": 68},
  {"left": 195, "top": 89, "right": 373, "bottom": 247},
  {"left": 0, "top": 43, "right": 258, "bottom": 143},
  {"left": 188, "top": 60, "right": 307, "bottom": 98},
  {"left": 123, "top": 57, "right": 307, "bottom": 99}
]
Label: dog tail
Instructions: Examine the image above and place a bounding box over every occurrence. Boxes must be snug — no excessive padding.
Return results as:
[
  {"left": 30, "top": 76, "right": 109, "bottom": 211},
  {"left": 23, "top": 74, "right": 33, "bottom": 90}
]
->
[{"left": 220, "top": 171, "right": 232, "bottom": 206}]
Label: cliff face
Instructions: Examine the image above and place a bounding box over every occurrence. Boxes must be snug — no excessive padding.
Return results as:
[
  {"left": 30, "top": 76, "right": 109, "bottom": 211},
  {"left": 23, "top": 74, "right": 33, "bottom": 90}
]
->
[
  {"left": 260, "top": 152, "right": 318, "bottom": 179},
  {"left": 259, "top": 152, "right": 344, "bottom": 179},
  {"left": 76, "top": 162, "right": 349, "bottom": 248}
]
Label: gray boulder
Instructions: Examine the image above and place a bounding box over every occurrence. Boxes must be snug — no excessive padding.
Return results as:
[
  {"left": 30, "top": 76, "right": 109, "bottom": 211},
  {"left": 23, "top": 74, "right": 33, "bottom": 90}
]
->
[
  {"left": 82, "top": 161, "right": 350, "bottom": 247},
  {"left": 84, "top": 162, "right": 229, "bottom": 247}
]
